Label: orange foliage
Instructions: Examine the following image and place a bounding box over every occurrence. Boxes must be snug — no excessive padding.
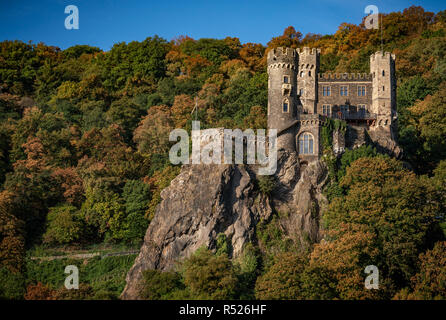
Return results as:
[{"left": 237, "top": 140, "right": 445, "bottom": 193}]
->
[{"left": 24, "top": 282, "right": 56, "bottom": 300}]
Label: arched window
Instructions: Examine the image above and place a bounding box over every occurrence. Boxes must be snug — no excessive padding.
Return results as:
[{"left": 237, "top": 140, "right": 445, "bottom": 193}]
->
[
  {"left": 283, "top": 99, "right": 289, "bottom": 113},
  {"left": 299, "top": 132, "right": 314, "bottom": 154}
]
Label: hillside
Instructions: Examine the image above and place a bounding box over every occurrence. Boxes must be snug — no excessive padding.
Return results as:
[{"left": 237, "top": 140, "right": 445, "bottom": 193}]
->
[{"left": 0, "top": 5, "right": 445, "bottom": 300}]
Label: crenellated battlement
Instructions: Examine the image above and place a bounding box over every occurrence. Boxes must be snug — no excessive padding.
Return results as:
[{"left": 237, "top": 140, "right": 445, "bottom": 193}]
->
[
  {"left": 267, "top": 47, "right": 297, "bottom": 61},
  {"left": 296, "top": 47, "right": 320, "bottom": 55},
  {"left": 318, "top": 72, "right": 372, "bottom": 81},
  {"left": 370, "top": 51, "right": 396, "bottom": 61}
]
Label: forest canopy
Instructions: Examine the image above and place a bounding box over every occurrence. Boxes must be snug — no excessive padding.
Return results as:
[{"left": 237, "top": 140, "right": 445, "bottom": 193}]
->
[{"left": 0, "top": 5, "right": 445, "bottom": 300}]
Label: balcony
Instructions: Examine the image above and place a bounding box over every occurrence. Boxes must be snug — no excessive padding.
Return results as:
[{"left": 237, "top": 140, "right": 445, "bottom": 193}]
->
[{"left": 282, "top": 83, "right": 292, "bottom": 96}]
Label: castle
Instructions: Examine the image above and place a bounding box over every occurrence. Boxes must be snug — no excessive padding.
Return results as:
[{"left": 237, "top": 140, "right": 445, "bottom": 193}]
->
[{"left": 267, "top": 47, "right": 399, "bottom": 162}]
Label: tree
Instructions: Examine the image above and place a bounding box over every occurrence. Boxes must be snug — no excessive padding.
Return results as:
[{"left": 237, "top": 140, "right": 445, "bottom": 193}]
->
[
  {"left": 182, "top": 247, "right": 238, "bottom": 299},
  {"left": 121, "top": 180, "right": 151, "bottom": 243},
  {"left": 0, "top": 191, "right": 25, "bottom": 272},
  {"left": 324, "top": 157, "right": 443, "bottom": 292},
  {"left": 140, "top": 269, "right": 185, "bottom": 300},
  {"left": 267, "top": 26, "right": 302, "bottom": 49},
  {"left": 133, "top": 105, "right": 174, "bottom": 157},
  {"left": 255, "top": 252, "right": 308, "bottom": 300},
  {"left": 302, "top": 224, "right": 384, "bottom": 300},
  {"left": 407, "top": 241, "right": 446, "bottom": 299},
  {"left": 43, "top": 204, "right": 83, "bottom": 245}
]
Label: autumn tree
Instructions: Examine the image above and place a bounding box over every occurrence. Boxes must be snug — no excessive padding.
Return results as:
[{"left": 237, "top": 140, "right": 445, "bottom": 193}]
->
[
  {"left": 255, "top": 252, "right": 308, "bottom": 300},
  {"left": 324, "top": 157, "right": 443, "bottom": 292}
]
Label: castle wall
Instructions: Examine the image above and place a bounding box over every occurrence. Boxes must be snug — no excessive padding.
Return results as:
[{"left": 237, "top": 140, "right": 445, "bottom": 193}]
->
[{"left": 317, "top": 73, "right": 373, "bottom": 116}]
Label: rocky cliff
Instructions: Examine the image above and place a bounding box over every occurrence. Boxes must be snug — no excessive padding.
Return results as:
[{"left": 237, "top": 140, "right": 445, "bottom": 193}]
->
[{"left": 120, "top": 151, "right": 328, "bottom": 299}]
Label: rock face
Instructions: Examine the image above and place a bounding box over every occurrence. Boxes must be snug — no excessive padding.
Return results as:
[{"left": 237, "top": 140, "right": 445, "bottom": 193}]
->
[{"left": 121, "top": 151, "right": 328, "bottom": 299}]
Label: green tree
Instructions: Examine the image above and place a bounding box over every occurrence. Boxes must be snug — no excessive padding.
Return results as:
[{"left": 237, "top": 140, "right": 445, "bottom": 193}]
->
[
  {"left": 182, "top": 247, "right": 238, "bottom": 299},
  {"left": 43, "top": 204, "right": 83, "bottom": 245}
]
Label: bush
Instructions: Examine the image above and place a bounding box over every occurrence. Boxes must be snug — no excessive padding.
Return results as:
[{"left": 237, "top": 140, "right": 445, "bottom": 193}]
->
[
  {"left": 257, "top": 176, "right": 276, "bottom": 196},
  {"left": 24, "top": 282, "right": 56, "bottom": 300},
  {"left": 0, "top": 267, "right": 26, "bottom": 299}
]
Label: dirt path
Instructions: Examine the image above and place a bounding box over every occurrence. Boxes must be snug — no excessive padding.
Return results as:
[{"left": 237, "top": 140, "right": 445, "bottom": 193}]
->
[{"left": 30, "top": 250, "right": 139, "bottom": 261}]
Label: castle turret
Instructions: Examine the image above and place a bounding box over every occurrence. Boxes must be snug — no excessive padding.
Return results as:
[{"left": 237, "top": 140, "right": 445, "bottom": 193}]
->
[
  {"left": 297, "top": 47, "right": 320, "bottom": 114},
  {"left": 370, "top": 51, "right": 396, "bottom": 119},
  {"left": 369, "top": 51, "right": 397, "bottom": 142},
  {"left": 267, "top": 47, "right": 298, "bottom": 151}
]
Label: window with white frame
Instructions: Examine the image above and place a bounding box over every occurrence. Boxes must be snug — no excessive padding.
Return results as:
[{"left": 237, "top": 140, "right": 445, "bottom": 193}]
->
[{"left": 340, "top": 86, "right": 348, "bottom": 96}]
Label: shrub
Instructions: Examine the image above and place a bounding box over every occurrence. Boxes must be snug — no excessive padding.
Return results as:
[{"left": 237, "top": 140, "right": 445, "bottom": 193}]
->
[
  {"left": 24, "top": 282, "right": 56, "bottom": 300},
  {"left": 257, "top": 176, "right": 276, "bottom": 196},
  {"left": 0, "top": 267, "right": 26, "bottom": 299}
]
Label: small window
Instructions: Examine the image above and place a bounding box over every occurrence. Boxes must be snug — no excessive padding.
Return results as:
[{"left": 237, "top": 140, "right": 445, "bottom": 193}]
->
[
  {"left": 323, "top": 86, "right": 331, "bottom": 96},
  {"left": 308, "top": 71, "right": 311, "bottom": 76},
  {"left": 300, "top": 71, "right": 304, "bottom": 77},
  {"left": 299, "top": 132, "right": 314, "bottom": 155},
  {"left": 340, "top": 86, "right": 348, "bottom": 96},
  {"left": 382, "top": 86, "right": 385, "bottom": 91},
  {"left": 382, "top": 70, "right": 385, "bottom": 76},
  {"left": 299, "top": 89, "right": 304, "bottom": 96},
  {"left": 283, "top": 100, "right": 289, "bottom": 113},
  {"left": 283, "top": 76, "right": 289, "bottom": 83}
]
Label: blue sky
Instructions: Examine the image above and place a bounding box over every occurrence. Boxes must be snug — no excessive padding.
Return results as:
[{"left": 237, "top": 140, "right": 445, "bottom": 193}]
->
[{"left": 0, "top": 0, "right": 444, "bottom": 51}]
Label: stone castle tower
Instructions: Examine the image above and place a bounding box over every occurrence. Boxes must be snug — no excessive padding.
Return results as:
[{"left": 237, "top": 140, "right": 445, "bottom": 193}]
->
[{"left": 267, "top": 47, "right": 399, "bottom": 162}]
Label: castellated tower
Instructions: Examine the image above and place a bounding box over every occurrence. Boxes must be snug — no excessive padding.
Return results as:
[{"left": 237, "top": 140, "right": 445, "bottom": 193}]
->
[
  {"left": 369, "top": 51, "right": 397, "bottom": 140},
  {"left": 297, "top": 47, "right": 320, "bottom": 114},
  {"left": 267, "top": 47, "right": 298, "bottom": 151}
]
